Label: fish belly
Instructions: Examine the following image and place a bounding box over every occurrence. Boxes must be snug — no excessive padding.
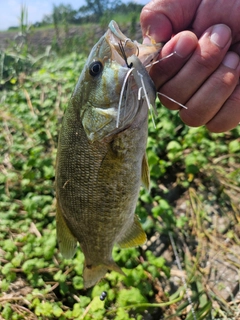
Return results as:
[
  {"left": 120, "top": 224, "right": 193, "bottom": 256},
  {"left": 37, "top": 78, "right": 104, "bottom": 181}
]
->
[{"left": 56, "top": 110, "right": 148, "bottom": 287}]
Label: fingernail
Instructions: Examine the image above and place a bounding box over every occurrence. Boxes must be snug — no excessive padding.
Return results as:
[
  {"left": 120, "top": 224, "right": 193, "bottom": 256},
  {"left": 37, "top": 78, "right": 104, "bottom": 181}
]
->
[
  {"left": 174, "top": 34, "right": 196, "bottom": 58},
  {"left": 143, "top": 37, "right": 152, "bottom": 45},
  {"left": 222, "top": 52, "right": 239, "bottom": 69},
  {"left": 210, "top": 24, "right": 231, "bottom": 48}
]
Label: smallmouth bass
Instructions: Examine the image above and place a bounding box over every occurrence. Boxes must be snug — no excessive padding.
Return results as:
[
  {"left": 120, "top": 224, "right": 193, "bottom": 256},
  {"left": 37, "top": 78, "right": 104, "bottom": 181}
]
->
[{"left": 55, "top": 20, "right": 162, "bottom": 288}]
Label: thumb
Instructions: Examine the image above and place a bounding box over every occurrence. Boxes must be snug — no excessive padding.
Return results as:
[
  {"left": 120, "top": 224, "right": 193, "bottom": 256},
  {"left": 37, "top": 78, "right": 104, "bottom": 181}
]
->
[{"left": 140, "top": 0, "right": 201, "bottom": 43}]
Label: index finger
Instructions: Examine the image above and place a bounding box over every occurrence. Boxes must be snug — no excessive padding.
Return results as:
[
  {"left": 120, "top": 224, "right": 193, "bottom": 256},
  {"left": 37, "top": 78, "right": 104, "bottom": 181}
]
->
[{"left": 140, "top": 0, "right": 201, "bottom": 42}]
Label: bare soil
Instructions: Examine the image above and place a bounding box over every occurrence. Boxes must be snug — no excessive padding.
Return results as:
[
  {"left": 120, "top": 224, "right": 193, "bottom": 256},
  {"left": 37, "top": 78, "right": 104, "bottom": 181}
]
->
[{"left": 0, "top": 23, "right": 143, "bottom": 54}]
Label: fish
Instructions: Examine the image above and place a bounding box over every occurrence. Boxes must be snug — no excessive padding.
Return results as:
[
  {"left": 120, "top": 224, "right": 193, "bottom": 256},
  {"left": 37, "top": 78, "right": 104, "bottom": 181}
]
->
[{"left": 55, "top": 20, "right": 162, "bottom": 288}]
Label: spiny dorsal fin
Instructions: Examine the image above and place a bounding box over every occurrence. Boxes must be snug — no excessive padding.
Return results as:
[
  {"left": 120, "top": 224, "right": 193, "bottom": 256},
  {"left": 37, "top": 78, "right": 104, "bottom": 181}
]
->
[
  {"left": 56, "top": 202, "right": 77, "bottom": 259},
  {"left": 141, "top": 152, "right": 150, "bottom": 191},
  {"left": 117, "top": 215, "right": 147, "bottom": 248}
]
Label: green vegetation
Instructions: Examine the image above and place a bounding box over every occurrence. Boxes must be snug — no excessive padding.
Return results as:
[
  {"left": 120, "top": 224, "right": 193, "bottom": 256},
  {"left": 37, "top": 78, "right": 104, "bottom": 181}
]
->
[
  {"left": 0, "top": 3, "right": 240, "bottom": 320},
  {"left": 0, "top": 2, "right": 141, "bottom": 81},
  {"left": 7, "top": 1, "right": 143, "bottom": 29}
]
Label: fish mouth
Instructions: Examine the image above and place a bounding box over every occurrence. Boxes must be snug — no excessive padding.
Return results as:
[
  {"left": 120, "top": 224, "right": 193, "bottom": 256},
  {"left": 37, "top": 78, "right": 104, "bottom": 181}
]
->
[
  {"left": 106, "top": 21, "right": 138, "bottom": 66},
  {"left": 105, "top": 20, "right": 163, "bottom": 68}
]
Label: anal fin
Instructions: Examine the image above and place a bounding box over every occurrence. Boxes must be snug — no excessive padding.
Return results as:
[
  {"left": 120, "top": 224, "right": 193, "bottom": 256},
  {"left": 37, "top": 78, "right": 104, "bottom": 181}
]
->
[
  {"left": 117, "top": 215, "right": 147, "bottom": 248},
  {"left": 56, "top": 202, "right": 77, "bottom": 259}
]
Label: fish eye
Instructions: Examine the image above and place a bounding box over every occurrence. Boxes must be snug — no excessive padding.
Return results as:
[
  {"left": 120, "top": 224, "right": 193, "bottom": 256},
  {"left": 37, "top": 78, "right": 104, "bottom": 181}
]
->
[{"left": 89, "top": 61, "right": 103, "bottom": 77}]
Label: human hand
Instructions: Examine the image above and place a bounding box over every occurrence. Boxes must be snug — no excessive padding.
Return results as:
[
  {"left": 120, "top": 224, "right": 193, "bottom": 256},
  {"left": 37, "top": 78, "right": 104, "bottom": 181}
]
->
[{"left": 141, "top": 0, "right": 240, "bottom": 132}]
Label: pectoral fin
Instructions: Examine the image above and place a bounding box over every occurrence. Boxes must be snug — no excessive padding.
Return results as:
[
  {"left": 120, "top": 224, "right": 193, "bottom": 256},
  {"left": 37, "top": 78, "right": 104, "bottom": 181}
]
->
[
  {"left": 141, "top": 152, "right": 150, "bottom": 191},
  {"left": 56, "top": 202, "right": 77, "bottom": 259},
  {"left": 117, "top": 215, "right": 147, "bottom": 248}
]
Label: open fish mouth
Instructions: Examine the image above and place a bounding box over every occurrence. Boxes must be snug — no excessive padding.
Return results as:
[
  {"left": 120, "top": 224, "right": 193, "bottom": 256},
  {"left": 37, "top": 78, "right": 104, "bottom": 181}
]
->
[
  {"left": 103, "top": 21, "right": 163, "bottom": 130},
  {"left": 105, "top": 21, "right": 138, "bottom": 66},
  {"left": 105, "top": 20, "right": 162, "bottom": 69}
]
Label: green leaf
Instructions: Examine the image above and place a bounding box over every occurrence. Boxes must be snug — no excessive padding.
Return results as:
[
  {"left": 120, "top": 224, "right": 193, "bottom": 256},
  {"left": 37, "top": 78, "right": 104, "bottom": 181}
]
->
[
  {"left": 229, "top": 139, "right": 240, "bottom": 153},
  {"left": 166, "top": 140, "right": 182, "bottom": 151},
  {"left": 117, "top": 287, "right": 147, "bottom": 306}
]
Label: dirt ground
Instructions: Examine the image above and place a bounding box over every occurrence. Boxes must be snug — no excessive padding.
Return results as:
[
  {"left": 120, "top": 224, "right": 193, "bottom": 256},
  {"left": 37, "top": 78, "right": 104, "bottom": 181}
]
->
[{"left": 0, "top": 23, "right": 143, "bottom": 54}]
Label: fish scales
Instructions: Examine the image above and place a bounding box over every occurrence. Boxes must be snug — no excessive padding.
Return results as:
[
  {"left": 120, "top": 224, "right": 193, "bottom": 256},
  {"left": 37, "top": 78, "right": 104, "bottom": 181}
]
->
[
  {"left": 56, "top": 20, "right": 162, "bottom": 288},
  {"left": 57, "top": 117, "right": 147, "bottom": 254}
]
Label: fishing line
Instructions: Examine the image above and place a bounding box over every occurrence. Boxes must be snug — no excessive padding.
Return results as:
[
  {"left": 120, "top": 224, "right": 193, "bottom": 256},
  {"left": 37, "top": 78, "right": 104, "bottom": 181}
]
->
[
  {"left": 117, "top": 67, "right": 134, "bottom": 128},
  {"left": 157, "top": 92, "right": 188, "bottom": 109},
  {"left": 169, "top": 232, "right": 197, "bottom": 320},
  {"left": 145, "top": 51, "right": 177, "bottom": 69},
  {"left": 137, "top": 70, "right": 156, "bottom": 129},
  {"left": 138, "top": 87, "right": 143, "bottom": 101},
  {"left": 146, "top": 50, "right": 188, "bottom": 110}
]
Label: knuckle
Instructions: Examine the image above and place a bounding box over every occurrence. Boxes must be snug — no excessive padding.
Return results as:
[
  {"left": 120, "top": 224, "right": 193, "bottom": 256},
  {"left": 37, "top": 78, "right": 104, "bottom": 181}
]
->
[
  {"left": 180, "top": 109, "right": 204, "bottom": 127},
  {"left": 194, "top": 51, "right": 220, "bottom": 73},
  {"left": 211, "top": 69, "right": 238, "bottom": 92}
]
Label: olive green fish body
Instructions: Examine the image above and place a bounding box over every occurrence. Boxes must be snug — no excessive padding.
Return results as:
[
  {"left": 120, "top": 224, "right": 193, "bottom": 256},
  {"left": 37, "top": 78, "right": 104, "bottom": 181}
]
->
[{"left": 56, "top": 21, "right": 162, "bottom": 288}]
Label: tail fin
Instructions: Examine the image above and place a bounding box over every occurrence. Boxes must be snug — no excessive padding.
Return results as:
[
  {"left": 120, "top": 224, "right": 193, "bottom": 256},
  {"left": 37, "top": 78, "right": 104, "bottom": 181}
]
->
[{"left": 83, "top": 261, "right": 125, "bottom": 288}]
